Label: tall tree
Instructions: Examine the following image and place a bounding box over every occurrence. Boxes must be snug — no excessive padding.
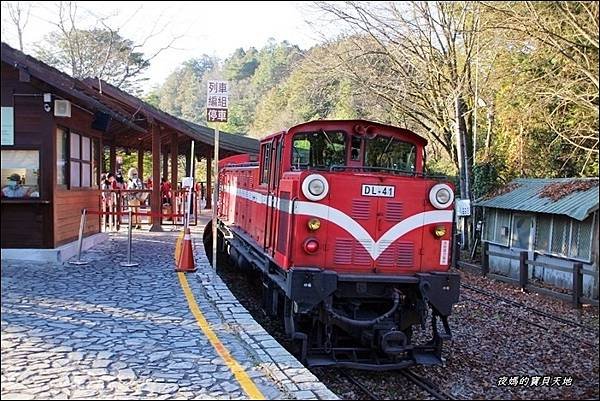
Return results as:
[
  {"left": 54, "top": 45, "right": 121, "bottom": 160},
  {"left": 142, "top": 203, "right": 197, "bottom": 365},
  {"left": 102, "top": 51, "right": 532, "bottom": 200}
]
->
[
  {"left": 4, "top": 1, "right": 31, "bottom": 51},
  {"left": 482, "top": 1, "right": 599, "bottom": 175},
  {"left": 34, "top": 1, "right": 179, "bottom": 95},
  {"left": 314, "top": 1, "right": 483, "bottom": 199}
]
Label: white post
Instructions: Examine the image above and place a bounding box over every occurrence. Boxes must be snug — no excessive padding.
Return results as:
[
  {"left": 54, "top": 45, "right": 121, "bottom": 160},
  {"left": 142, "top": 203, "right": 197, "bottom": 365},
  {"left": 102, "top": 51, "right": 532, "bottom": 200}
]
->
[
  {"left": 186, "top": 140, "right": 195, "bottom": 230},
  {"left": 212, "top": 125, "right": 219, "bottom": 272}
]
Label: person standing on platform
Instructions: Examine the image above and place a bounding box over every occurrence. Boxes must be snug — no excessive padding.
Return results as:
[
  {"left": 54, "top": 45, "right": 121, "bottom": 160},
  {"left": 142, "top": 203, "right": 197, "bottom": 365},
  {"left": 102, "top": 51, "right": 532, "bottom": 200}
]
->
[
  {"left": 127, "top": 167, "right": 144, "bottom": 229},
  {"left": 161, "top": 177, "right": 172, "bottom": 206}
]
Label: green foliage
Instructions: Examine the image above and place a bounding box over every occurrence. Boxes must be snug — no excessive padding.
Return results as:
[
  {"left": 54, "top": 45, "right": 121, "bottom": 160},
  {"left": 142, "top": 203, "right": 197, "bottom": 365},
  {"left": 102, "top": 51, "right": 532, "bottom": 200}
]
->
[
  {"left": 473, "top": 161, "right": 500, "bottom": 199},
  {"left": 35, "top": 28, "right": 149, "bottom": 94},
  {"left": 146, "top": 2, "right": 598, "bottom": 192}
]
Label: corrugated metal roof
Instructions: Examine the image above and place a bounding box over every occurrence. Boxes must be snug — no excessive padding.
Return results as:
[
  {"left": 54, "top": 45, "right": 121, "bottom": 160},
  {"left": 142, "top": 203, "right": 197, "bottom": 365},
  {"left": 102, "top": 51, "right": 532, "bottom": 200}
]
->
[{"left": 474, "top": 178, "right": 599, "bottom": 221}]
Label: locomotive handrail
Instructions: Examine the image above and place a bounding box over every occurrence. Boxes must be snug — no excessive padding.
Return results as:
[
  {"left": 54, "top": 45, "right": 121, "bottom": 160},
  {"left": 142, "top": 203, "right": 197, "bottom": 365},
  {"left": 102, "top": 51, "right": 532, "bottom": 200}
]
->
[
  {"left": 328, "top": 165, "right": 448, "bottom": 179},
  {"left": 326, "top": 290, "right": 400, "bottom": 327},
  {"left": 329, "top": 165, "right": 415, "bottom": 175}
]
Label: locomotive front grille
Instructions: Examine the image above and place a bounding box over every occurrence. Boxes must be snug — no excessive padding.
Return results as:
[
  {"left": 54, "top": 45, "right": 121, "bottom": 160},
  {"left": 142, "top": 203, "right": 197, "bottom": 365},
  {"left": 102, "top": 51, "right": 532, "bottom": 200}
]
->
[
  {"left": 385, "top": 201, "right": 404, "bottom": 221},
  {"left": 351, "top": 199, "right": 372, "bottom": 220},
  {"left": 375, "top": 241, "right": 414, "bottom": 267},
  {"left": 334, "top": 239, "right": 353, "bottom": 264},
  {"left": 334, "top": 238, "right": 372, "bottom": 265},
  {"left": 397, "top": 241, "right": 414, "bottom": 266}
]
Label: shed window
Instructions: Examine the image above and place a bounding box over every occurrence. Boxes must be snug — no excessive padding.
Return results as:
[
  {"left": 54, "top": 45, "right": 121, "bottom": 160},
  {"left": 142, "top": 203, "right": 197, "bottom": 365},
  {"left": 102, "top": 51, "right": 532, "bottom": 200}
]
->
[
  {"left": 1, "top": 150, "right": 40, "bottom": 198},
  {"left": 484, "top": 208, "right": 510, "bottom": 246},
  {"left": 65, "top": 129, "right": 96, "bottom": 189},
  {"left": 551, "top": 216, "right": 570, "bottom": 255},
  {"left": 57, "top": 128, "right": 68, "bottom": 185},
  {"left": 534, "top": 215, "right": 552, "bottom": 252},
  {"left": 511, "top": 213, "right": 533, "bottom": 249},
  {"left": 569, "top": 215, "right": 594, "bottom": 260},
  {"left": 484, "top": 209, "right": 496, "bottom": 241},
  {"left": 495, "top": 210, "right": 511, "bottom": 246}
]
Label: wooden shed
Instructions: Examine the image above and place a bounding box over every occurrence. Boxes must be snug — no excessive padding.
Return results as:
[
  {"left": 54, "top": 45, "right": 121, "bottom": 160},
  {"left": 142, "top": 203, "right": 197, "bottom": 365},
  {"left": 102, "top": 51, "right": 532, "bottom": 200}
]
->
[
  {"left": 1, "top": 42, "right": 258, "bottom": 256},
  {"left": 1, "top": 42, "right": 144, "bottom": 249},
  {"left": 475, "top": 178, "right": 599, "bottom": 300}
]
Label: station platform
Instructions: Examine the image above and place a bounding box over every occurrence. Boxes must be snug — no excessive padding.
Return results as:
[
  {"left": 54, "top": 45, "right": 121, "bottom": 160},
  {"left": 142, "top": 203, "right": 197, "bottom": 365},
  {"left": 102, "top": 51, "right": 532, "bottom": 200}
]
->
[{"left": 1, "top": 219, "right": 339, "bottom": 400}]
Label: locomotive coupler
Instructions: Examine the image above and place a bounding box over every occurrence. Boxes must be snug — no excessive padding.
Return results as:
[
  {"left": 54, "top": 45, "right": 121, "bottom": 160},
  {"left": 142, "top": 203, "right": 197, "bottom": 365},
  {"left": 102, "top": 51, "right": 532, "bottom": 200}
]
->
[{"left": 379, "top": 330, "right": 412, "bottom": 356}]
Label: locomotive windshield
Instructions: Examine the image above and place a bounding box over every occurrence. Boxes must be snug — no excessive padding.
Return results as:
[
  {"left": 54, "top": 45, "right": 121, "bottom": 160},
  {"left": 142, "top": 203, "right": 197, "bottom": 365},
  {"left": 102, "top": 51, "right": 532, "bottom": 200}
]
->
[
  {"left": 364, "top": 136, "right": 416, "bottom": 172},
  {"left": 292, "top": 131, "right": 346, "bottom": 170}
]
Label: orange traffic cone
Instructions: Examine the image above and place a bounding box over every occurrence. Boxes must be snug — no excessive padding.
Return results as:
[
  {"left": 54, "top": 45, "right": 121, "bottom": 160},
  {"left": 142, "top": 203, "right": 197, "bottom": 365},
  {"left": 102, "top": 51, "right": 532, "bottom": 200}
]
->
[{"left": 175, "top": 228, "right": 196, "bottom": 273}]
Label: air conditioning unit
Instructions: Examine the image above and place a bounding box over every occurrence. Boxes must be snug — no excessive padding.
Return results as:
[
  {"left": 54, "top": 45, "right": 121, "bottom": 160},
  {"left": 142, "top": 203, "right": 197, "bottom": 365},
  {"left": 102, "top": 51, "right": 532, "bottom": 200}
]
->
[{"left": 54, "top": 100, "right": 71, "bottom": 117}]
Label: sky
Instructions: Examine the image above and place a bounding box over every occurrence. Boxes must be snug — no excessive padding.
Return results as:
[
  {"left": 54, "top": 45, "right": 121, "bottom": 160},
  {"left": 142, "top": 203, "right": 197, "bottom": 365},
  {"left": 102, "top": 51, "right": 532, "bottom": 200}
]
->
[{"left": 1, "top": 1, "right": 334, "bottom": 92}]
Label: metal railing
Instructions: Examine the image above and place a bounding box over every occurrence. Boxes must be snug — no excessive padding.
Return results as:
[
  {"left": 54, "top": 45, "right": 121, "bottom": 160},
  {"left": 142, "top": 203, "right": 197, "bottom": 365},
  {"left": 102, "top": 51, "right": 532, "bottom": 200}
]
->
[{"left": 99, "top": 188, "right": 201, "bottom": 231}]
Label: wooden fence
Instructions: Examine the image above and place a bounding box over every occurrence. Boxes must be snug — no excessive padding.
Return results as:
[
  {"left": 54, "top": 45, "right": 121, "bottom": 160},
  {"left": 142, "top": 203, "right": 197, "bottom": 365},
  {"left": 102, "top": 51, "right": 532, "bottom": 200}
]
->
[{"left": 458, "top": 242, "right": 598, "bottom": 308}]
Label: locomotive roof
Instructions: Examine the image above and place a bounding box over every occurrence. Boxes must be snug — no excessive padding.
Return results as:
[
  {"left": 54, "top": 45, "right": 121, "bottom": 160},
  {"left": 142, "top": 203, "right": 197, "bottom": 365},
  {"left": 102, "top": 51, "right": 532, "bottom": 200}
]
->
[{"left": 260, "top": 120, "right": 428, "bottom": 146}]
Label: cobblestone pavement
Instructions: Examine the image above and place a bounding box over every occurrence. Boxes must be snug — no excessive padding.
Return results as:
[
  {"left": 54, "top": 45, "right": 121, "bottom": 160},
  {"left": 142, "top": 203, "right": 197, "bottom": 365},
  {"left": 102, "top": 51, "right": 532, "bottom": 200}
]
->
[{"left": 1, "top": 226, "right": 338, "bottom": 400}]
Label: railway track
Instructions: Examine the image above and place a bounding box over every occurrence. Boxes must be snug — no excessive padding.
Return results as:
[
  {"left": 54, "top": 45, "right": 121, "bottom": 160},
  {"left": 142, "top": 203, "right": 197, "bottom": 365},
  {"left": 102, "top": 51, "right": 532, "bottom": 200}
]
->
[
  {"left": 460, "top": 288, "right": 596, "bottom": 348},
  {"left": 461, "top": 283, "right": 596, "bottom": 332},
  {"left": 399, "top": 369, "right": 457, "bottom": 400},
  {"left": 338, "top": 369, "right": 456, "bottom": 401},
  {"left": 338, "top": 371, "right": 379, "bottom": 400}
]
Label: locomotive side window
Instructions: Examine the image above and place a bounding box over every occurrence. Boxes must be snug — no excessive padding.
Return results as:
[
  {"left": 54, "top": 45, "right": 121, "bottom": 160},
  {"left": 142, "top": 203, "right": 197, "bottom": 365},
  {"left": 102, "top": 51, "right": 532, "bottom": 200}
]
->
[
  {"left": 271, "top": 138, "right": 283, "bottom": 186},
  {"left": 364, "top": 136, "right": 416, "bottom": 173},
  {"left": 291, "top": 131, "right": 346, "bottom": 170},
  {"left": 260, "top": 142, "right": 272, "bottom": 185}
]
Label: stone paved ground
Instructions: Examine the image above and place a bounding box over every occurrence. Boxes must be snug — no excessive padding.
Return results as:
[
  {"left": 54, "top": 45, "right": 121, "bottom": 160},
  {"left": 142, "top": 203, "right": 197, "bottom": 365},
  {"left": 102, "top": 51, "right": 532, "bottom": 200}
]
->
[{"left": 1, "top": 225, "right": 338, "bottom": 400}]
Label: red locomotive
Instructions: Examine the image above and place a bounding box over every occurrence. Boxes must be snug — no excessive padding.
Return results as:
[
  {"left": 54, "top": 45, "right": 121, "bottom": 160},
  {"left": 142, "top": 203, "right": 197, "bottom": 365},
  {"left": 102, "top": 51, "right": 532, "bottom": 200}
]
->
[{"left": 205, "top": 119, "right": 460, "bottom": 370}]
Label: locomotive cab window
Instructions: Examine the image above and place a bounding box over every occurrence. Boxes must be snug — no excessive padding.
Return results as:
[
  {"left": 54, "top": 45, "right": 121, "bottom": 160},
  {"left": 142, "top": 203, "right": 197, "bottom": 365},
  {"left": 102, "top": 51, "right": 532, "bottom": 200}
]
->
[
  {"left": 291, "top": 131, "right": 346, "bottom": 170},
  {"left": 364, "top": 136, "right": 416, "bottom": 173}
]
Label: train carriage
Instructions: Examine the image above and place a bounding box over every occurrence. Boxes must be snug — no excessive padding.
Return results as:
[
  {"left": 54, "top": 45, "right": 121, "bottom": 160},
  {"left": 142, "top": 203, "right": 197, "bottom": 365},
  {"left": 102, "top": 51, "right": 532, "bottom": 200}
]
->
[{"left": 205, "top": 119, "right": 460, "bottom": 370}]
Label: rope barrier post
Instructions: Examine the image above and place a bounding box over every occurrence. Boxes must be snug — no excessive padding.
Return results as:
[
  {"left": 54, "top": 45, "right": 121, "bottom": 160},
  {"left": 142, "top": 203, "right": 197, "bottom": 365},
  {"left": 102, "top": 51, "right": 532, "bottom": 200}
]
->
[
  {"left": 120, "top": 209, "right": 139, "bottom": 267},
  {"left": 69, "top": 208, "right": 90, "bottom": 265}
]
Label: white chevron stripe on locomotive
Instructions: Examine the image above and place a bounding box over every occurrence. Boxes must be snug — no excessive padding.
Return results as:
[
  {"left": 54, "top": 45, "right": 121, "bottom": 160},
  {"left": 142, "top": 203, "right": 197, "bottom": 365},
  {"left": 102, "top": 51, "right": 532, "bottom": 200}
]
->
[{"left": 222, "top": 186, "right": 453, "bottom": 260}]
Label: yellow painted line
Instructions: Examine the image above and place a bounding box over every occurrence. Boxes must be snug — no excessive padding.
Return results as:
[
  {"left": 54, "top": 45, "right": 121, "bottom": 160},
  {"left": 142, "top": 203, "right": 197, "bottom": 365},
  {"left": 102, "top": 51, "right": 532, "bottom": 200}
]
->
[{"left": 177, "top": 272, "right": 265, "bottom": 400}]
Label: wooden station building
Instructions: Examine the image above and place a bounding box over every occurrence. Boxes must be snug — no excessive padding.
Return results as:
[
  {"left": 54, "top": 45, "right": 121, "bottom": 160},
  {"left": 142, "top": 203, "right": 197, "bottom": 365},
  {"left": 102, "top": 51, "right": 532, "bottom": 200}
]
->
[{"left": 1, "top": 42, "right": 258, "bottom": 251}]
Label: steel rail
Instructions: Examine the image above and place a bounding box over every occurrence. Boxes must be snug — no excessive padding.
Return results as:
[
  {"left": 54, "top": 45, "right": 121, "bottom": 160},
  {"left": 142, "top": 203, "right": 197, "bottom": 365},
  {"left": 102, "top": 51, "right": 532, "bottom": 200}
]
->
[
  {"left": 400, "top": 369, "right": 457, "bottom": 400},
  {"left": 461, "top": 283, "right": 596, "bottom": 332}
]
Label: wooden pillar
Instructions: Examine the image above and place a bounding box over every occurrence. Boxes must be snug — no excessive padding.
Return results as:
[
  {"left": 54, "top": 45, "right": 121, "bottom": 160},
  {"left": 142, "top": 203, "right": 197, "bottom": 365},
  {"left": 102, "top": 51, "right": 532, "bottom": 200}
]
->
[
  {"left": 150, "top": 123, "right": 162, "bottom": 231},
  {"left": 573, "top": 262, "right": 583, "bottom": 308},
  {"left": 170, "top": 133, "right": 178, "bottom": 187},
  {"left": 170, "top": 133, "right": 179, "bottom": 220},
  {"left": 137, "top": 145, "right": 144, "bottom": 181},
  {"left": 109, "top": 142, "right": 116, "bottom": 173},
  {"left": 206, "top": 155, "right": 212, "bottom": 209},
  {"left": 519, "top": 251, "right": 528, "bottom": 290},
  {"left": 162, "top": 149, "right": 168, "bottom": 181},
  {"left": 481, "top": 242, "right": 489, "bottom": 277}
]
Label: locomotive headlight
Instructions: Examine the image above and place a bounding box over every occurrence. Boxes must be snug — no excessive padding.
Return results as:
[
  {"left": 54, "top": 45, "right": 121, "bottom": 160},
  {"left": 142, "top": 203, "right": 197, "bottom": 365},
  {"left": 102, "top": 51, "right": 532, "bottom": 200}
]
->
[
  {"left": 436, "top": 188, "right": 451, "bottom": 204},
  {"left": 302, "top": 174, "right": 329, "bottom": 201},
  {"left": 307, "top": 218, "right": 321, "bottom": 231},
  {"left": 434, "top": 225, "right": 447, "bottom": 238},
  {"left": 429, "top": 183, "right": 454, "bottom": 209}
]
